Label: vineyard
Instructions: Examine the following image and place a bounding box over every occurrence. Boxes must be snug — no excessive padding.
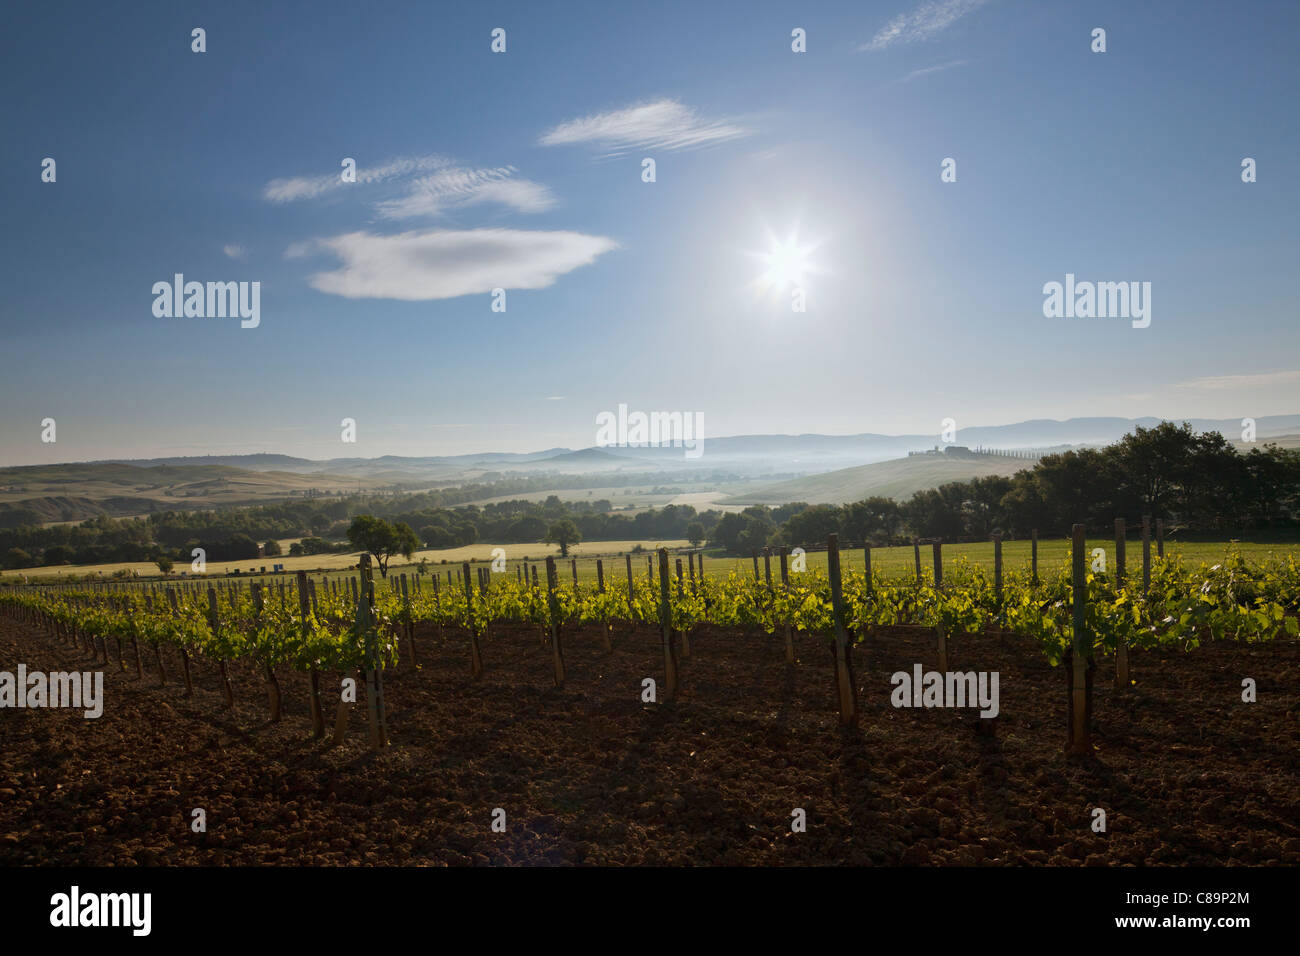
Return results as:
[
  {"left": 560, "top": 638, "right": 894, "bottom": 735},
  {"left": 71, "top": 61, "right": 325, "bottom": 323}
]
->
[{"left": 3, "top": 524, "right": 1298, "bottom": 750}]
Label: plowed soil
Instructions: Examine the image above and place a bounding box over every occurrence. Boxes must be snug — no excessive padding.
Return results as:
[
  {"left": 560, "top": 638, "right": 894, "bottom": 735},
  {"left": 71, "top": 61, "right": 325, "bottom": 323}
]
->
[{"left": 2, "top": 612, "right": 1298, "bottom": 866}]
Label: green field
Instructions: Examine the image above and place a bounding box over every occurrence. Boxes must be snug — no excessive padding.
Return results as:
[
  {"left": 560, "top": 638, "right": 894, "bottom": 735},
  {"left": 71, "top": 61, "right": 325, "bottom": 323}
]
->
[{"left": 13, "top": 534, "right": 1297, "bottom": 590}]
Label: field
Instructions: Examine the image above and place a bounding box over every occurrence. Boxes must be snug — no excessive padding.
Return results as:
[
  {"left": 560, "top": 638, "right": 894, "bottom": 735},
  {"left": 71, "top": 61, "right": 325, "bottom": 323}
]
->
[
  {"left": 13, "top": 535, "right": 1297, "bottom": 588},
  {"left": 2, "top": 616, "right": 1296, "bottom": 866},
  {"left": 5, "top": 525, "right": 1298, "bottom": 868}
]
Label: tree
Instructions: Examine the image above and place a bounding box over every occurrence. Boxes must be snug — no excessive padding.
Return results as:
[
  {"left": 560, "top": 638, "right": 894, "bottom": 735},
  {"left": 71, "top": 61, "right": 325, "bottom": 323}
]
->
[
  {"left": 346, "top": 515, "right": 420, "bottom": 577},
  {"left": 4, "top": 548, "right": 32, "bottom": 570},
  {"left": 263, "top": 539, "right": 282, "bottom": 557},
  {"left": 686, "top": 521, "right": 705, "bottom": 547},
  {"left": 156, "top": 556, "right": 174, "bottom": 575},
  {"left": 545, "top": 519, "right": 582, "bottom": 557}
]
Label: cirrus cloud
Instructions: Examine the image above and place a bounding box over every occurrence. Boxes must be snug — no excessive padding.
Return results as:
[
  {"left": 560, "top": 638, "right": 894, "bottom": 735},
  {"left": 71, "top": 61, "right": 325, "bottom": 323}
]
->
[
  {"left": 300, "top": 228, "right": 618, "bottom": 301},
  {"left": 861, "top": 0, "right": 990, "bottom": 52},
  {"left": 539, "top": 98, "right": 750, "bottom": 156}
]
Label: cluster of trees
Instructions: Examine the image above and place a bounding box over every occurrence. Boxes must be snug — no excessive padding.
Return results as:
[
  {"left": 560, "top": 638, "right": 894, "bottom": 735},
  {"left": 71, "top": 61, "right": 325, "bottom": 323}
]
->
[
  {"left": 3, "top": 424, "right": 1296, "bottom": 571},
  {"left": 0, "top": 490, "right": 724, "bottom": 570},
  {"left": 738, "top": 425, "right": 1300, "bottom": 550}
]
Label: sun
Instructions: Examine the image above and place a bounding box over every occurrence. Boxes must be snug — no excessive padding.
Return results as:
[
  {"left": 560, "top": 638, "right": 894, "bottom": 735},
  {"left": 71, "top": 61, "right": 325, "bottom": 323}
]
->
[
  {"left": 760, "top": 238, "right": 812, "bottom": 289},
  {"left": 748, "top": 229, "right": 826, "bottom": 300}
]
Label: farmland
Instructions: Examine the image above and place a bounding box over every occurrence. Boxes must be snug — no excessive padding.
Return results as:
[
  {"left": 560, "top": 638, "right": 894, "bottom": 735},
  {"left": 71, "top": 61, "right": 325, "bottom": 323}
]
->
[{"left": 3, "top": 527, "right": 1298, "bottom": 866}]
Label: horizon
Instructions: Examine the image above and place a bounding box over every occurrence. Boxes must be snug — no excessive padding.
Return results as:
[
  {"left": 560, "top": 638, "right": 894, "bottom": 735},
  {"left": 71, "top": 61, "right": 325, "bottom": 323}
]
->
[{"left": 5, "top": 410, "right": 1299, "bottom": 470}]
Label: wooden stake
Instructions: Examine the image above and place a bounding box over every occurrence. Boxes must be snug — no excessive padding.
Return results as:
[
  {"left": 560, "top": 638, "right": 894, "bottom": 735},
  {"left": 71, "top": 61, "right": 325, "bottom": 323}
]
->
[
  {"left": 827, "top": 534, "right": 858, "bottom": 726},
  {"left": 1142, "top": 515, "right": 1151, "bottom": 594},
  {"left": 1114, "top": 517, "right": 1129, "bottom": 689},
  {"left": 463, "top": 562, "right": 483, "bottom": 679},
  {"left": 545, "top": 557, "right": 565, "bottom": 687},
  {"left": 658, "top": 548, "right": 678, "bottom": 700},
  {"left": 208, "top": 588, "right": 234, "bottom": 710},
  {"left": 166, "top": 589, "right": 193, "bottom": 697},
  {"left": 1067, "top": 524, "right": 1093, "bottom": 755},
  {"left": 299, "top": 571, "right": 324, "bottom": 739},
  {"left": 781, "top": 547, "right": 794, "bottom": 664},
  {"left": 993, "top": 532, "right": 1003, "bottom": 608}
]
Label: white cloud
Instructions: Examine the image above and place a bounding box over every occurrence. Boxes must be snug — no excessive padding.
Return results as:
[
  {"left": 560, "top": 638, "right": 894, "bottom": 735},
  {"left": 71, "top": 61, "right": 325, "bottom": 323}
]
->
[
  {"left": 539, "top": 99, "right": 749, "bottom": 155},
  {"left": 375, "top": 166, "right": 555, "bottom": 219},
  {"left": 303, "top": 228, "right": 618, "bottom": 301},
  {"left": 861, "top": 0, "right": 989, "bottom": 52},
  {"left": 1175, "top": 370, "right": 1300, "bottom": 390},
  {"left": 222, "top": 243, "right": 246, "bottom": 259},
  {"left": 262, "top": 154, "right": 452, "bottom": 203},
  {"left": 898, "top": 59, "right": 969, "bottom": 82}
]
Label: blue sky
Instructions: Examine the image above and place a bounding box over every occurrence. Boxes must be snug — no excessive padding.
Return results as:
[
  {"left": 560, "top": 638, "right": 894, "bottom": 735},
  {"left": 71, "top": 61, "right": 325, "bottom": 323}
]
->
[{"left": 2, "top": 0, "right": 1298, "bottom": 464}]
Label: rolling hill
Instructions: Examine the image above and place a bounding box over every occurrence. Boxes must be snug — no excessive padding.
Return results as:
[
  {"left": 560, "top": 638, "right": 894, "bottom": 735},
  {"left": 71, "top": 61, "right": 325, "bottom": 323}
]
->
[{"left": 723, "top": 454, "right": 1040, "bottom": 506}]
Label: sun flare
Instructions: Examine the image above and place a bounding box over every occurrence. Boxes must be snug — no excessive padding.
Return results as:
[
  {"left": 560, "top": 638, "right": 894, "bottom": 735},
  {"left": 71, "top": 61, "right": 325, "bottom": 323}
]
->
[
  {"left": 749, "top": 229, "right": 825, "bottom": 300},
  {"left": 760, "top": 239, "right": 812, "bottom": 288}
]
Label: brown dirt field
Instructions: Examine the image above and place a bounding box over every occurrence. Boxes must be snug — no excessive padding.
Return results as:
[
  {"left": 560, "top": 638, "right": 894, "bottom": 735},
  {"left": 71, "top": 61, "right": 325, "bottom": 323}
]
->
[{"left": 1, "top": 613, "right": 1298, "bottom": 866}]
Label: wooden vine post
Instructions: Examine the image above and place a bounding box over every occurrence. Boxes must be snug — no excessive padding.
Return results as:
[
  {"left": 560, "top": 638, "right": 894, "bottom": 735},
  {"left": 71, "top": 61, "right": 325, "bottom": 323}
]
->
[
  {"left": 933, "top": 540, "right": 948, "bottom": 673},
  {"left": 298, "top": 571, "right": 325, "bottom": 739},
  {"left": 545, "top": 557, "right": 566, "bottom": 687},
  {"left": 625, "top": 553, "right": 635, "bottom": 633},
  {"left": 1114, "top": 518, "right": 1130, "bottom": 689},
  {"left": 657, "top": 548, "right": 679, "bottom": 701},
  {"left": 1031, "top": 529, "right": 1039, "bottom": 584},
  {"left": 1066, "top": 523, "right": 1095, "bottom": 755},
  {"left": 462, "top": 562, "right": 484, "bottom": 679},
  {"left": 400, "top": 573, "right": 417, "bottom": 666},
  {"left": 993, "top": 532, "right": 1003, "bottom": 610},
  {"left": 827, "top": 534, "right": 858, "bottom": 726},
  {"left": 357, "top": 555, "right": 388, "bottom": 749},
  {"left": 167, "top": 587, "right": 192, "bottom": 691},
  {"left": 675, "top": 558, "right": 690, "bottom": 658},
  {"left": 148, "top": 592, "right": 166, "bottom": 687},
  {"left": 596, "top": 559, "right": 611, "bottom": 651},
  {"left": 1142, "top": 515, "right": 1152, "bottom": 593},
  {"left": 208, "top": 587, "right": 234, "bottom": 710},
  {"left": 780, "top": 547, "right": 794, "bottom": 664},
  {"left": 913, "top": 540, "right": 922, "bottom": 582},
  {"left": 1156, "top": 518, "right": 1165, "bottom": 558},
  {"left": 252, "top": 584, "right": 282, "bottom": 722},
  {"left": 126, "top": 595, "right": 143, "bottom": 679}
]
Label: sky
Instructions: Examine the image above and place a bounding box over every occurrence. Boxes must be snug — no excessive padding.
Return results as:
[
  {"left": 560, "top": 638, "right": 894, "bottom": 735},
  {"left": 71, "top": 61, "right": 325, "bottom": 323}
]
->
[{"left": 2, "top": 0, "right": 1298, "bottom": 465}]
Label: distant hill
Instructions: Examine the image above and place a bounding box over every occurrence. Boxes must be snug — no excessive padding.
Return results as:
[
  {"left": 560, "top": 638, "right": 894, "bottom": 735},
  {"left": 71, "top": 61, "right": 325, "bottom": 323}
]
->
[{"left": 724, "top": 454, "right": 1040, "bottom": 506}]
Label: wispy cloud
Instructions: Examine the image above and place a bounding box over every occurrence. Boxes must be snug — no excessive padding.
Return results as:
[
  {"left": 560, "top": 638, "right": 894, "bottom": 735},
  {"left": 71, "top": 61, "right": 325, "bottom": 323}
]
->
[
  {"left": 300, "top": 228, "right": 618, "bottom": 301},
  {"left": 1175, "top": 370, "right": 1300, "bottom": 390},
  {"left": 222, "top": 243, "right": 246, "bottom": 259},
  {"left": 375, "top": 166, "right": 554, "bottom": 219},
  {"left": 539, "top": 99, "right": 750, "bottom": 156},
  {"left": 861, "top": 0, "right": 989, "bottom": 52},
  {"left": 898, "top": 58, "right": 969, "bottom": 82},
  {"left": 263, "top": 154, "right": 450, "bottom": 203}
]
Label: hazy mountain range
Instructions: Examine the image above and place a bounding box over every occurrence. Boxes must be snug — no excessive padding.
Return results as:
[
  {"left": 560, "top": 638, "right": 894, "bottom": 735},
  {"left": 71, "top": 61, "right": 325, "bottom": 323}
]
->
[{"left": 2, "top": 415, "right": 1296, "bottom": 523}]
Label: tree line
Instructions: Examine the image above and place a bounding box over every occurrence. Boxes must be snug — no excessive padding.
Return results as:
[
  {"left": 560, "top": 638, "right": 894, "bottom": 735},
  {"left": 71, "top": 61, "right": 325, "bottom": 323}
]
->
[{"left": 2, "top": 424, "right": 1296, "bottom": 571}]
